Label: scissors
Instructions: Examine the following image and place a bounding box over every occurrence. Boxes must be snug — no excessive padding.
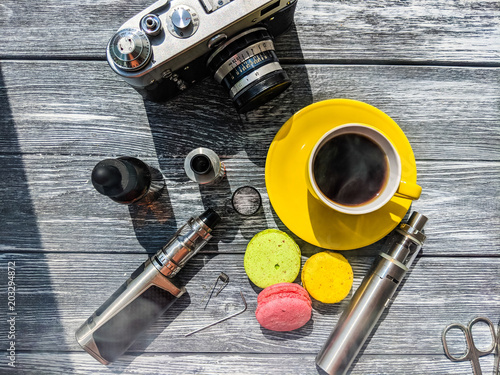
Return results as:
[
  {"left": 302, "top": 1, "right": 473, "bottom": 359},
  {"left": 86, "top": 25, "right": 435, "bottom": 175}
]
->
[{"left": 442, "top": 317, "right": 499, "bottom": 375}]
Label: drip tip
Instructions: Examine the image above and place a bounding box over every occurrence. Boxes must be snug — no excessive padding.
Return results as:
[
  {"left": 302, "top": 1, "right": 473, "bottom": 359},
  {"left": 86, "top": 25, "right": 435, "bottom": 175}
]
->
[
  {"left": 92, "top": 165, "right": 122, "bottom": 188},
  {"left": 184, "top": 148, "right": 225, "bottom": 185},
  {"left": 199, "top": 208, "right": 221, "bottom": 230},
  {"left": 92, "top": 159, "right": 135, "bottom": 198},
  {"left": 407, "top": 212, "right": 428, "bottom": 232},
  {"left": 91, "top": 157, "right": 151, "bottom": 203}
]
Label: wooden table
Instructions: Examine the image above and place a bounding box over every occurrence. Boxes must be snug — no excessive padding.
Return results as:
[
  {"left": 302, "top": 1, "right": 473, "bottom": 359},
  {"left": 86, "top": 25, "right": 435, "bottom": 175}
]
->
[{"left": 1, "top": 0, "right": 499, "bottom": 374}]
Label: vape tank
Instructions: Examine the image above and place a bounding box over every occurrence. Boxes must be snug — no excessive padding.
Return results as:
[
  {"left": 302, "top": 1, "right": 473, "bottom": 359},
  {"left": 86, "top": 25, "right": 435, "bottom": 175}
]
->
[
  {"left": 316, "top": 212, "right": 428, "bottom": 375},
  {"left": 76, "top": 209, "right": 221, "bottom": 365}
]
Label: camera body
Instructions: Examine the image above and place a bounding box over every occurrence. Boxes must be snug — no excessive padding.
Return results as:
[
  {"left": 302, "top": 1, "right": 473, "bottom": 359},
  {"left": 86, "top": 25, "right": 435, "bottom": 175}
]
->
[{"left": 106, "top": 0, "right": 297, "bottom": 112}]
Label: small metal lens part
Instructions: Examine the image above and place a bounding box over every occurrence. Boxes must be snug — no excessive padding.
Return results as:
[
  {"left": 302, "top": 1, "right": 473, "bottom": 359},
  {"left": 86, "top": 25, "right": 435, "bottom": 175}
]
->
[
  {"left": 191, "top": 154, "right": 212, "bottom": 175},
  {"left": 232, "top": 186, "right": 262, "bottom": 216},
  {"left": 184, "top": 148, "right": 225, "bottom": 185}
]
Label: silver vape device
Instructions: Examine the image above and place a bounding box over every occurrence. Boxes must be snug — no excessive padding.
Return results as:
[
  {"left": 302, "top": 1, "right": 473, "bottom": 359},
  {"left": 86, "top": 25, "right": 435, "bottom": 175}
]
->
[
  {"left": 76, "top": 209, "right": 220, "bottom": 365},
  {"left": 316, "top": 212, "right": 428, "bottom": 375}
]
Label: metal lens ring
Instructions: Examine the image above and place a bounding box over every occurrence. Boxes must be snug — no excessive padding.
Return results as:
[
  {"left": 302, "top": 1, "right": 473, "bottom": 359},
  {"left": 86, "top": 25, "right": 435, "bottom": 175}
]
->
[
  {"left": 207, "top": 28, "right": 291, "bottom": 113},
  {"left": 108, "top": 28, "right": 152, "bottom": 71},
  {"left": 231, "top": 186, "right": 262, "bottom": 216}
]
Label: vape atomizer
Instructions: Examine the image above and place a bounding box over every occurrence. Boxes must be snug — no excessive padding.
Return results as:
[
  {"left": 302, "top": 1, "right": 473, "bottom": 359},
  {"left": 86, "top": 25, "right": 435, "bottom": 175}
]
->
[
  {"left": 184, "top": 148, "right": 225, "bottom": 185},
  {"left": 316, "top": 212, "right": 428, "bottom": 375},
  {"left": 76, "top": 209, "right": 220, "bottom": 365},
  {"left": 91, "top": 156, "right": 165, "bottom": 204}
]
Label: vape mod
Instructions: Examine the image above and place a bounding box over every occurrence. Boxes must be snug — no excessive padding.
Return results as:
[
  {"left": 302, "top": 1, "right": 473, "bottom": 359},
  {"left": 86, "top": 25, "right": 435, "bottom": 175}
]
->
[
  {"left": 316, "top": 212, "right": 428, "bottom": 375},
  {"left": 76, "top": 208, "right": 221, "bottom": 365}
]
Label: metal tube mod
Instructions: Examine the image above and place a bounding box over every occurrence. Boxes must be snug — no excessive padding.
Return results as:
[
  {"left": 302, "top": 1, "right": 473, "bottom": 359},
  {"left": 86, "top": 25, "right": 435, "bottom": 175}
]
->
[
  {"left": 75, "top": 209, "right": 221, "bottom": 365},
  {"left": 316, "top": 212, "right": 428, "bottom": 375}
]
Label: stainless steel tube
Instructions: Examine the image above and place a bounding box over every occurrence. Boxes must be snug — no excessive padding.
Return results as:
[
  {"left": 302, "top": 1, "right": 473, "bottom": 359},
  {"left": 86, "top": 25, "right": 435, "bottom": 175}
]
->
[{"left": 316, "top": 212, "right": 427, "bottom": 375}]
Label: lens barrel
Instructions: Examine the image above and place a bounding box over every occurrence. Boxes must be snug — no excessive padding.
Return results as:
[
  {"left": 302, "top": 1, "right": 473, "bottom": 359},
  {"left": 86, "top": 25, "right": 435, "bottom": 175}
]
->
[{"left": 207, "top": 28, "right": 291, "bottom": 113}]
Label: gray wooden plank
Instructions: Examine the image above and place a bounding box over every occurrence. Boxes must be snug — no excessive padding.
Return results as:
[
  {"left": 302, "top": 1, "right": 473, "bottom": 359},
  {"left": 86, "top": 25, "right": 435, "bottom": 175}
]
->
[
  {"left": 0, "top": 154, "right": 498, "bottom": 255},
  {"left": 0, "top": 0, "right": 499, "bottom": 63},
  {"left": 1, "top": 61, "right": 499, "bottom": 161},
  {"left": 0, "top": 352, "right": 489, "bottom": 375},
  {"left": 0, "top": 253, "right": 498, "bottom": 356}
]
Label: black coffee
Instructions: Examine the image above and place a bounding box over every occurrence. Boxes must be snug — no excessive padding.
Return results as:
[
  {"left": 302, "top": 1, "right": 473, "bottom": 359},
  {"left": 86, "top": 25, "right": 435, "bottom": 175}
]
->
[{"left": 313, "top": 133, "right": 388, "bottom": 206}]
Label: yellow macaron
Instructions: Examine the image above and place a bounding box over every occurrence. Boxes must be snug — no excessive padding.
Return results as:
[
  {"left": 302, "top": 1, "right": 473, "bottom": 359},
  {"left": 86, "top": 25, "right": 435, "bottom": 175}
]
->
[{"left": 301, "top": 251, "right": 353, "bottom": 303}]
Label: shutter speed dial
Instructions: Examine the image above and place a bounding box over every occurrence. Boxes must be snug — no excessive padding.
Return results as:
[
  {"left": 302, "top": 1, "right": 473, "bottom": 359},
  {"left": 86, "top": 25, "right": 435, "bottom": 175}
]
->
[
  {"left": 172, "top": 8, "right": 192, "bottom": 29},
  {"left": 167, "top": 6, "right": 199, "bottom": 39}
]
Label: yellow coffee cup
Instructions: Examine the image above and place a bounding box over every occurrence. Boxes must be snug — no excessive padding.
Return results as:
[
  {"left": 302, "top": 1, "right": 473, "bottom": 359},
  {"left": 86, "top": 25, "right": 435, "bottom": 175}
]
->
[{"left": 307, "top": 123, "right": 421, "bottom": 215}]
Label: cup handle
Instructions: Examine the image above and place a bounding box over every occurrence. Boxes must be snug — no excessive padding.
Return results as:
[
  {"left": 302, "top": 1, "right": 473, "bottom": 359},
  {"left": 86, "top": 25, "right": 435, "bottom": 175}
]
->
[{"left": 394, "top": 180, "right": 422, "bottom": 200}]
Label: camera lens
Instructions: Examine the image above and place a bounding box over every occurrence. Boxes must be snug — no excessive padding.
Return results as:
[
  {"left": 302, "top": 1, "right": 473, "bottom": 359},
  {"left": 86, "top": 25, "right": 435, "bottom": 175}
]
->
[
  {"left": 190, "top": 154, "right": 212, "bottom": 175},
  {"left": 207, "top": 27, "right": 291, "bottom": 113}
]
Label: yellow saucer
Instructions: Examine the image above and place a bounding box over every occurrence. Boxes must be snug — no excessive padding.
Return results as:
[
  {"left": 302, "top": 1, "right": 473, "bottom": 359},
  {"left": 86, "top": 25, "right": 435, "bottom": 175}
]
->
[{"left": 265, "top": 99, "right": 418, "bottom": 250}]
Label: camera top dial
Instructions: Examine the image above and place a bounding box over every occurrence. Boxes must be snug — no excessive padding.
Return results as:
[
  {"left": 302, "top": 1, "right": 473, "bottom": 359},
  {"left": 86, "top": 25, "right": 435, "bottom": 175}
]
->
[
  {"left": 166, "top": 5, "right": 200, "bottom": 39},
  {"left": 108, "top": 28, "right": 152, "bottom": 72}
]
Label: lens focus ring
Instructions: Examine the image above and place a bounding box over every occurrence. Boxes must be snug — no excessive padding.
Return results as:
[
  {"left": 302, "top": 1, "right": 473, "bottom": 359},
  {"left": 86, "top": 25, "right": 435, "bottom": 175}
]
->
[
  {"left": 214, "top": 40, "right": 276, "bottom": 83},
  {"left": 207, "top": 28, "right": 291, "bottom": 113},
  {"left": 220, "top": 50, "right": 278, "bottom": 90}
]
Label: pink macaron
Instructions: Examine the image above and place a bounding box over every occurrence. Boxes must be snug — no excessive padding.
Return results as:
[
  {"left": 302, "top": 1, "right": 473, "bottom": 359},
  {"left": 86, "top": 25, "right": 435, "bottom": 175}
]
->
[
  {"left": 258, "top": 282, "right": 311, "bottom": 304},
  {"left": 255, "top": 283, "right": 312, "bottom": 332}
]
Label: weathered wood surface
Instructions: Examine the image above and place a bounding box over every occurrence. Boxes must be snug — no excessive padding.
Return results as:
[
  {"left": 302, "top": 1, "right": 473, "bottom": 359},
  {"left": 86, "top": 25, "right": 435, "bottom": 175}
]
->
[
  {"left": 0, "top": 253, "right": 498, "bottom": 356},
  {"left": 1, "top": 0, "right": 499, "bottom": 373},
  {"left": 1, "top": 62, "right": 499, "bottom": 161},
  {"left": 0, "top": 0, "right": 499, "bottom": 63},
  {"left": 0, "top": 154, "right": 499, "bottom": 256},
  {"left": 1, "top": 353, "right": 494, "bottom": 375}
]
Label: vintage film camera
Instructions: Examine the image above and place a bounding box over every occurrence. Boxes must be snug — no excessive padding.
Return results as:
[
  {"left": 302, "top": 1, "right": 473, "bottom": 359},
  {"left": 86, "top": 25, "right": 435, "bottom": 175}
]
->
[{"left": 106, "top": 0, "right": 298, "bottom": 113}]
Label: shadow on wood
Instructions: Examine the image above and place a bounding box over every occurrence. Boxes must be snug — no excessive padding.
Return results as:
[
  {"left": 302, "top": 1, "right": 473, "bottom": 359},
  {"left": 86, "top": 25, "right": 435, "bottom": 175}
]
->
[
  {"left": 141, "top": 22, "right": 314, "bottom": 163},
  {"left": 0, "top": 63, "right": 76, "bottom": 371},
  {"left": 128, "top": 183, "right": 177, "bottom": 253}
]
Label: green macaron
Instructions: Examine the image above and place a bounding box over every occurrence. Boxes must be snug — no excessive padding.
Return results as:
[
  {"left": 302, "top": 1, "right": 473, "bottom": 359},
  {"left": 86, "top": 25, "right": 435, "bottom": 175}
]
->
[{"left": 244, "top": 229, "right": 301, "bottom": 289}]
